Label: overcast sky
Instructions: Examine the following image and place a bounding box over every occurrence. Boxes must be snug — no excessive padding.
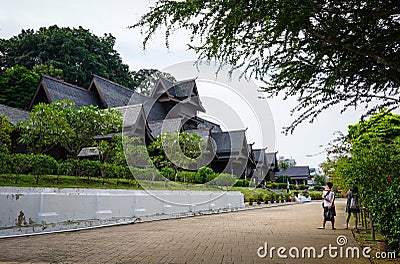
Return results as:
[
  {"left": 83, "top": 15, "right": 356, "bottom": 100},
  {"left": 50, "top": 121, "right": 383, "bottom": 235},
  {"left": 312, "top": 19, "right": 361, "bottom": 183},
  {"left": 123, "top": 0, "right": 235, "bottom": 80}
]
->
[{"left": 0, "top": 0, "right": 367, "bottom": 169}]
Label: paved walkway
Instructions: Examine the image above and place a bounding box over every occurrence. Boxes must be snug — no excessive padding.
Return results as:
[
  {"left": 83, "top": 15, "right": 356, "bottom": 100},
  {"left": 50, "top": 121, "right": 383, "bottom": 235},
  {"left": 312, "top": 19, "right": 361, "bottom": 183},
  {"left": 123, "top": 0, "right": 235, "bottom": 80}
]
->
[{"left": 0, "top": 199, "right": 370, "bottom": 264}]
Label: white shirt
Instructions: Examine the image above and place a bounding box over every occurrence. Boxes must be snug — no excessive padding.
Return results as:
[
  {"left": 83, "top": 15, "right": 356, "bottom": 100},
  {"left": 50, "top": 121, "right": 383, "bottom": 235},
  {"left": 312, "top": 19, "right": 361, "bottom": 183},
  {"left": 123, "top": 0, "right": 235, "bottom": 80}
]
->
[{"left": 322, "top": 190, "right": 335, "bottom": 207}]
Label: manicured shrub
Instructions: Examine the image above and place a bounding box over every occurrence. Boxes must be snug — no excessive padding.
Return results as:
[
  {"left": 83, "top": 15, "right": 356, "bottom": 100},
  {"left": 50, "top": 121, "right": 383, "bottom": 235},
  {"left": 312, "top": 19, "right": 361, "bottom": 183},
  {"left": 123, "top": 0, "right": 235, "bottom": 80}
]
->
[
  {"left": 159, "top": 167, "right": 175, "bottom": 181},
  {"left": 177, "top": 170, "right": 196, "bottom": 183},
  {"left": 195, "top": 166, "right": 214, "bottom": 184},
  {"left": 234, "top": 179, "right": 251, "bottom": 187}
]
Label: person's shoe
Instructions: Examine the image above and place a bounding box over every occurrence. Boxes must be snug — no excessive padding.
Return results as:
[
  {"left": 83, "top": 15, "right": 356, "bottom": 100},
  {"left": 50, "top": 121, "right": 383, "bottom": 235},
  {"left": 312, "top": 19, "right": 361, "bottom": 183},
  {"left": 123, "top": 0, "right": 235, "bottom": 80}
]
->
[
  {"left": 318, "top": 226, "right": 325, "bottom": 229},
  {"left": 332, "top": 227, "right": 336, "bottom": 230}
]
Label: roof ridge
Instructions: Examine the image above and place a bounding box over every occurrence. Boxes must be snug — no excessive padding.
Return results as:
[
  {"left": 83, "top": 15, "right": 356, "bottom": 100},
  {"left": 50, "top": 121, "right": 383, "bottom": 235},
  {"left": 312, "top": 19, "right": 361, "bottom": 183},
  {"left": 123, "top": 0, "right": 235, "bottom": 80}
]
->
[
  {"left": 0, "top": 103, "right": 29, "bottom": 113},
  {"left": 211, "top": 128, "right": 247, "bottom": 135},
  {"left": 112, "top": 104, "right": 143, "bottom": 110},
  {"left": 92, "top": 74, "right": 134, "bottom": 92},
  {"left": 41, "top": 74, "right": 89, "bottom": 92}
]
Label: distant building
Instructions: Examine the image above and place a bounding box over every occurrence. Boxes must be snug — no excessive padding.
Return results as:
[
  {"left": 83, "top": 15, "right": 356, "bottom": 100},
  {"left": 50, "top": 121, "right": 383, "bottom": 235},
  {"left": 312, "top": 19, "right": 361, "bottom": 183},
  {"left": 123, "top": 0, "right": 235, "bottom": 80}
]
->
[{"left": 275, "top": 166, "right": 310, "bottom": 185}]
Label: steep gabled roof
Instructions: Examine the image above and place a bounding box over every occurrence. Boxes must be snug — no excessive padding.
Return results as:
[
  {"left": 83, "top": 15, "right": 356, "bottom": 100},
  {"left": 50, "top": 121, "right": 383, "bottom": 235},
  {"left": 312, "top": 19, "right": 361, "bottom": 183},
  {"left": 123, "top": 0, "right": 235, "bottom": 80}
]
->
[
  {"left": 169, "top": 79, "right": 197, "bottom": 98},
  {"left": 0, "top": 104, "right": 30, "bottom": 124},
  {"left": 29, "top": 75, "right": 102, "bottom": 110},
  {"left": 113, "top": 104, "right": 153, "bottom": 140},
  {"left": 266, "top": 152, "right": 279, "bottom": 172},
  {"left": 150, "top": 77, "right": 205, "bottom": 112},
  {"left": 253, "top": 149, "right": 264, "bottom": 164},
  {"left": 114, "top": 104, "right": 144, "bottom": 128},
  {"left": 211, "top": 129, "right": 248, "bottom": 156},
  {"left": 150, "top": 77, "right": 175, "bottom": 98},
  {"left": 89, "top": 75, "right": 134, "bottom": 108},
  {"left": 130, "top": 92, "right": 168, "bottom": 121}
]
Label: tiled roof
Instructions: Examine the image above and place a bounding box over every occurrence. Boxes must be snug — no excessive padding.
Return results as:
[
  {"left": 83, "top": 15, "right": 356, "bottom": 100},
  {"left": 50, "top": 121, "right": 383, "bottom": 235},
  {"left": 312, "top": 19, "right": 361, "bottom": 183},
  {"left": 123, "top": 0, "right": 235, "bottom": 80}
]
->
[
  {"left": 195, "top": 116, "right": 222, "bottom": 133},
  {"left": 148, "top": 118, "right": 183, "bottom": 138},
  {"left": 130, "top": 92, "right": 167, "bottom": 121},
  {"left": 114, "top": 104, "right": 143, "bottom": 128},
  {"left": 276, "top": 166, "right": 310, "bottom": 178},
  {"left": 0, "top": 104, "right": 30, "bottom": 124},
  {"left": 211, "top": 130, "right": 247, "bottom": 154},
  {"left": 169, "top": 79, "right": 197, "bottom": 98},
  {"left": 90, "top": 75, "right": 134, "bottom": 108},
  {"left": 41, "top": 75, "right": 101, "bottom": 108}
]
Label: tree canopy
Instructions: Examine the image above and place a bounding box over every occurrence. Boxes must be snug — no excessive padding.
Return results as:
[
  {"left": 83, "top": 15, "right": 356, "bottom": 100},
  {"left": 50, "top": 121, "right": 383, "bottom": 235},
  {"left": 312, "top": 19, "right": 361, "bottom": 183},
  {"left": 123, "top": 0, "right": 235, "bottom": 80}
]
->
[
  {"left": 133, "top": 0, "right": 400, "bottom": 133},
  {"left": 324, "top": 110, "right": 400, "bottom": 245},
  {"left": 0, "top": 65, "right": 40, "bottom": 109},
  {"left": 147, "top": 131, "right": 205, "bottom": 172},
  {"left": 18, "top": 100, "right": 122, "bottom": 157},
  {"left": 0, "top": 115, "right": 13, "bottom": 154},
  {"left": 0, "top": 25, "right": 135, "bottom": 89}
]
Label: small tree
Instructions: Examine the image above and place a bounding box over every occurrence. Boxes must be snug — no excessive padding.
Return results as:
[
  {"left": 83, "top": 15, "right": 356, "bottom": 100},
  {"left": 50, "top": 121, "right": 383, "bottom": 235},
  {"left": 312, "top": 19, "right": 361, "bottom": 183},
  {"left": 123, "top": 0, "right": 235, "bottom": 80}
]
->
[
  {"left": 30, "top": 154, "right": 57, "bottom": 185},
  {"left": 18, "top": 101, "right": 72, "bottom": 154},
  {"left": 0, "top": 115, "right": 13, "bottom": 154},
  {"left": 210, "top": 173, "right": 237, "bottom": 191},
  {"left": 147, "top": 131, "right": 205, "bottom": 179}
]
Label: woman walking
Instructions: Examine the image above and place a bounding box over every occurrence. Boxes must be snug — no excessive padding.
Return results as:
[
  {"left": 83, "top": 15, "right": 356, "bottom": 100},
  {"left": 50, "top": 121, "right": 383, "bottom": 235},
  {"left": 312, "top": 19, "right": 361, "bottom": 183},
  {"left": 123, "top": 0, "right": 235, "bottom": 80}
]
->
[{"left": 345, "top": 186, "right": 360, "bottom": 230}]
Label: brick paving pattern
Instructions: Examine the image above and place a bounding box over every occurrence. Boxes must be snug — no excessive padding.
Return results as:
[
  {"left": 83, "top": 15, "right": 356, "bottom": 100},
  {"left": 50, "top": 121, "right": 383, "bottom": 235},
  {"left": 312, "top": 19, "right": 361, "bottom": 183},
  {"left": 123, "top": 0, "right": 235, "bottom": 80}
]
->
[{"left": 0, "top": 199, "right": 370, "bottom": 263}]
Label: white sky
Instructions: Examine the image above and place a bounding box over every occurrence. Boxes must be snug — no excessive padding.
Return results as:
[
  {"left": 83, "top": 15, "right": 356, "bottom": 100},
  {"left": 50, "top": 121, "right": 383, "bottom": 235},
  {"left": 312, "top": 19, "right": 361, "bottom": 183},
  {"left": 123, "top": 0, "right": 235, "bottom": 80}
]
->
[{"left": 0, "top": 0, "right": 366, "bottom": 169}]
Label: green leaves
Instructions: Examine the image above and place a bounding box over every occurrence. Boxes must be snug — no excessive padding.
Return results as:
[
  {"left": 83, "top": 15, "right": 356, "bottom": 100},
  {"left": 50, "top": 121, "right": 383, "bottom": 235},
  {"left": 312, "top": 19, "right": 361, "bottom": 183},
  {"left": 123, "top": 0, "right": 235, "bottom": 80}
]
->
[
  {"left": 147, "top": 131, "right": 205, "bottom": 171},
  {"left": 1, "top": 25, "right": 135, "bottom": 89},
  {"left": 0, "top": 65, "right": 40, "bottom": 109},
  {"left": 18, "top": 99, "right": 122, "bottom": 157},
  {"left": 133, "top": 0, "right": 400, "bottom": 133},
  {"left": 0, "top": 115, "right": 13, "bottom": 154},
  {"left": 326, "top": 110, "right": 400, "bottom": 246}
]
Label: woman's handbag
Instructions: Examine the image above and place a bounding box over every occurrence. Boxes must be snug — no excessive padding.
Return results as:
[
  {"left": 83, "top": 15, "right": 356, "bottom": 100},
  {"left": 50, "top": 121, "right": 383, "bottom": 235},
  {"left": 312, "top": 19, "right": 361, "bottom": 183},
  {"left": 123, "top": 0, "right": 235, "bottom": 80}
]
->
[{"left": 325, "top": 207, "right": 335, "bottom": 221}]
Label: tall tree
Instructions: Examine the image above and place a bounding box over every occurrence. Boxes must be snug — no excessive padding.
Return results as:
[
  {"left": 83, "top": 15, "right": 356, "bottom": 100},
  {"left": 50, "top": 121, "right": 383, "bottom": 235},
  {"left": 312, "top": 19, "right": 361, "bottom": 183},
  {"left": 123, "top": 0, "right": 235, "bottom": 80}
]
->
[
  {"left": 131, "top": 69, "right": 177, "bottom": 95},
  {"left": 133, "top": 0, "right": 400, "bottom": 133},
  {"left": 0, "top": 25, "right": 135, "bottom": 89},
  {"left": 0, "top": 65, "right": 40, "bottom": 109}
]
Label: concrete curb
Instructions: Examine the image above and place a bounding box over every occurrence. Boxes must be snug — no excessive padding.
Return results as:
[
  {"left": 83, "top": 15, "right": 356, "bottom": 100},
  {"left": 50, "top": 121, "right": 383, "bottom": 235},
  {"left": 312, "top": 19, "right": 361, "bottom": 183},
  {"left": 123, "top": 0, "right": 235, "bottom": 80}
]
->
[{"left": 0, "top": 200, "right": 302, "bottom": 239}]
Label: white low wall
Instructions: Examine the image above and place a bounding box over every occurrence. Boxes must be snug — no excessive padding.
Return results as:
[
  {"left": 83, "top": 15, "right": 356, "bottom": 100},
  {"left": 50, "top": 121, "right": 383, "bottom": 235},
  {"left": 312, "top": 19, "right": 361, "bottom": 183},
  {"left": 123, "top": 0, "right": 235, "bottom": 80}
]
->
[{"left": 0, "top": 187, "right": 244, "bottom": 229}]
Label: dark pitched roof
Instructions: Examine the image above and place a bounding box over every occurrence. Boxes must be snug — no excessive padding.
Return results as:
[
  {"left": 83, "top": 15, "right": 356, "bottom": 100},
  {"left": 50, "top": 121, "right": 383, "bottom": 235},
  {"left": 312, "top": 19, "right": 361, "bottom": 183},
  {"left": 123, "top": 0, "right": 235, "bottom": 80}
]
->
[
  {"left": 194, "top": 116, "right": 223, "bottom": 133},
  {"left": 150, "top": 77, "right": 205, "bottom": 112},
  {"left": 210, "top": 130, "right": 247, "bottom": 156},
  {"left": 253, "top": 149, "right": 264, "bottom": 164},
  {"left": 265, "top": 152, "right": 278, "bottom": 167},
  {"left": 148, "top": 118, "right": 183, "bottom": 138},
  {"left": 89, "top": 75, "right": 134, "bottom": 108},
  {"left": 169, "top": 79, "right": 197, "bottom": 98},
  {"left": 114, "top": 104, "right": 143, "bottom": 128},
  {"left": 0, "top": 104, "right": 30, "bottom": 124},
  {"left": 29, "top": 75, "right": 102, "bottom": 110},
  {"left": 275, "top": 166, "right": 310, "bottom": 178},
  {"left": 130, "top": 92, "right": 168, "bottom": 121}
]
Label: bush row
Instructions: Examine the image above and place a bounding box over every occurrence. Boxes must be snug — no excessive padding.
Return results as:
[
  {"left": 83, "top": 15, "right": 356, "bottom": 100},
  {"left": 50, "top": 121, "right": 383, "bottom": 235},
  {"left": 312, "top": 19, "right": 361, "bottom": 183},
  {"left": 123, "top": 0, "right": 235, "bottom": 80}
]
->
[
  {"left": 0, "top": 154, "right": 221, "bottom": 185},
  {"left": 265, "top": 182, "right": 309, "bottom": 190}
]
